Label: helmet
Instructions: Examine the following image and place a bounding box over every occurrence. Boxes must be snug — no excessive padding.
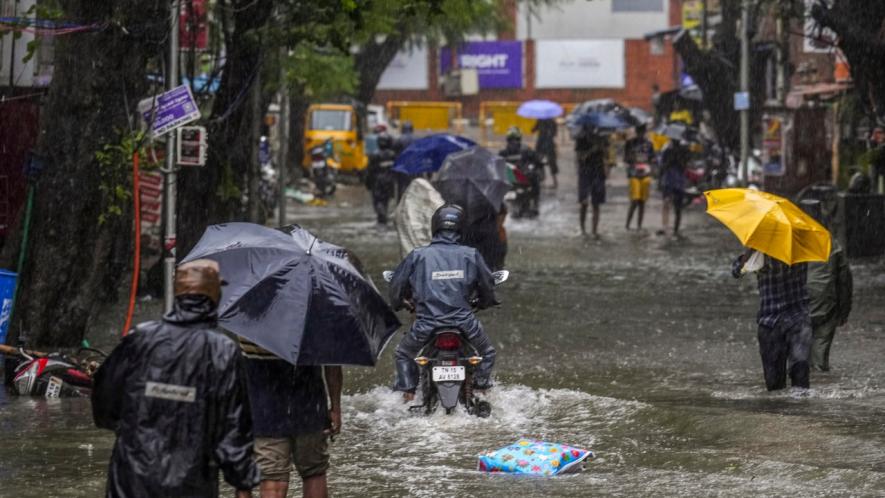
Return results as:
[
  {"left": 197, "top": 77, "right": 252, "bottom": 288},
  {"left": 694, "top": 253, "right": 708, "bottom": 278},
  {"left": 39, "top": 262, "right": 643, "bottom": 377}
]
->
[
  {"left": 377, "top": 133, "right": 393, "bottom": 150},
  {"left": 402, "top": 120, "right": 414, "bottom": 134},
  {"left": 506, "top": 126, "right": 522, "bottom": 143},
  {"left": 431, "top": 204, "right": 464, "bottom": 235}
]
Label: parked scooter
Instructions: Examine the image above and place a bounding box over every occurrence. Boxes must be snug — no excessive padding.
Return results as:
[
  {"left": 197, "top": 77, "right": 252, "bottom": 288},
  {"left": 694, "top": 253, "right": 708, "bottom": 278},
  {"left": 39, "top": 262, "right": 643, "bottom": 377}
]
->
[
  {"left": 310, "top": 139, "right": 338, "bottom": 198},
  {"left": 5, "top": 346, "right": 105, "bottom": 398},
  {"left": 382, "top": 269, "right": 509, "bottom": 417}
]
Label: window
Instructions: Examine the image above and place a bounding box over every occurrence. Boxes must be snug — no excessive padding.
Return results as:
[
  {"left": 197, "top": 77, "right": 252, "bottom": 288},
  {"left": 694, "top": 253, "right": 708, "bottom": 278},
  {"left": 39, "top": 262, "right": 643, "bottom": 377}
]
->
[
  {"left": 310, "top": 110, "right": 353, "bottom": 131},
  {"left": 612, "top": 0, "right": 664, "bottom": 13}
]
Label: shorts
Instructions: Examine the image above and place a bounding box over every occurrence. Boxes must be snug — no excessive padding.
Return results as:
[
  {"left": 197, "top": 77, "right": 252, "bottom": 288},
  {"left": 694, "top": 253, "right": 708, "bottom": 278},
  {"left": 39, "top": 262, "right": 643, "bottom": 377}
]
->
[
  {"left": 578, "top": 171, "right": 606, "bottom": 206},
  {"left": 255, "top": 433, "right": 330, "bottom": 481},
  {"left": 629, "top": 177, "right": 651, "bottom": 202}
]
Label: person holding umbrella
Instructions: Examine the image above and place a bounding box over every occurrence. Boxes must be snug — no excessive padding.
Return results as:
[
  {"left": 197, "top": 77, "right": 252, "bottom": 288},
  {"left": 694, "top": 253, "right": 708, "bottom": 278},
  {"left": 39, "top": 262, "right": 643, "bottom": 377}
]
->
[
  {"left": 706, "top": 189, "right": 831, "bottom": 391},
  {"left": 518, "top": 100, "right": 563, "bottom": 189},
  {"left": 180, "top": 223, "right": 401, "bottom": 498},
  {"left": 574, "top": 123, "right": 610, "bottom": 238}
]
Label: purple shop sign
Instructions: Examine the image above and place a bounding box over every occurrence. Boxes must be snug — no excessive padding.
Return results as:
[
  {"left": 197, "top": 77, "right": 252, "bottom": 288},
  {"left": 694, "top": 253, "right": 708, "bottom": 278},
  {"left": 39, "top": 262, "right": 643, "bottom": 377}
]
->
[
  {"left": 138, "top": 84, "right": 202, "bottom": 137},
  {"left": 440, "top": 41, "right": 523, "bottom": 89}
]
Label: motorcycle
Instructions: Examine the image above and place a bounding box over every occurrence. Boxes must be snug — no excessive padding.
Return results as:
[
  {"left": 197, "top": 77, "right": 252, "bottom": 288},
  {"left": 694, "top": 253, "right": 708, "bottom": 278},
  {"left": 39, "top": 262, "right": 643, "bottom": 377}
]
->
[
  {"left": 310, "top": 139, "right": 338, "bottom": 198},
  {"left": 502, "top": 153, "right": 542, "bottom": 218},
  {"left": 6, "top": 347, "right": 105, "bottom": 398},
  {"left": 382, "top": 270, "right": 509, "bottom": 417}
]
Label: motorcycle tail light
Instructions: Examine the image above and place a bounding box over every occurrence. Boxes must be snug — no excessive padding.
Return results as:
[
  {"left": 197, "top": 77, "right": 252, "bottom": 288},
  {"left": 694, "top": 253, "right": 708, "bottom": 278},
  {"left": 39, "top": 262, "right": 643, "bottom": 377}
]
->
[
  {"left": 414, "top": 357, "right": 429, "bottom": 366},
  {"left": 435, "top": 333, "right": 461, "bottom": 351}
]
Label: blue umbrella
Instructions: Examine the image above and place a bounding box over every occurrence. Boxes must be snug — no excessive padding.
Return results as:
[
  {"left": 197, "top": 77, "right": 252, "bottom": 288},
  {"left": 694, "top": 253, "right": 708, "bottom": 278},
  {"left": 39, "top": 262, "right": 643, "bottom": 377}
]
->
[
  {"left": 517, "top": 100, "right": 563, "bottom": 120},
  {"left": 393, "top": 134, "right": 476, "bottom": 175},
  {"left": 573, "top": 111, "right": 632, "bottom": 130}
]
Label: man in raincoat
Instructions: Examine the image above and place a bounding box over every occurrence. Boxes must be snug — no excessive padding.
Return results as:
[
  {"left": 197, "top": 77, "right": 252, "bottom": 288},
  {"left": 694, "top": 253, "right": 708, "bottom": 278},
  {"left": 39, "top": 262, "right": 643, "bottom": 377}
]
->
[
  {"left": 801, "top": 200, "right": 853, "bottom": 372},
  {"left": 92, "top": 259, "right": 259, "bottom": 498},
  {"left": 365, "top": 132, "right": 398, "bottom": 225},
  {"left": 389, "top": 204, "right": 499, "bottom": 400}
]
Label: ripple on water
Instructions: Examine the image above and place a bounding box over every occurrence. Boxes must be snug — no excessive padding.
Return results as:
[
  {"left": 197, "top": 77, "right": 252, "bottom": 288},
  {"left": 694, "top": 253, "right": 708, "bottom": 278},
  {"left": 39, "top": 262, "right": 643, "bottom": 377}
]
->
[{"left": 333, "top": 384, "right": 646, "bottom": 496}]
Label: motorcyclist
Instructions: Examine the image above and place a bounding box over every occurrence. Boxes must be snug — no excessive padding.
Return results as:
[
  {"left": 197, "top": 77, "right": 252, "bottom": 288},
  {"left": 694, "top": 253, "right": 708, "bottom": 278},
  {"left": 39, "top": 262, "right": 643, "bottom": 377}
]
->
[
  {"left": 366, "top": 133, "right": 398, "bottom": 225},
  {"left": 499, "top": 126, "right": 543, "bottom": 217},
  {"left": 389, "top": 204, "right": 499, "bottom": 402}
]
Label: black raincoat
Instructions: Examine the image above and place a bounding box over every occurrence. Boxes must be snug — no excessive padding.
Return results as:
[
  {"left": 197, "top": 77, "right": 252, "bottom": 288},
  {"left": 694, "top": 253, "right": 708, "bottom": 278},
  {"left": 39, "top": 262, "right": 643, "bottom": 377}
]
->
[{"left": 92, "top": 296, "right": 260, "bottom": 498}]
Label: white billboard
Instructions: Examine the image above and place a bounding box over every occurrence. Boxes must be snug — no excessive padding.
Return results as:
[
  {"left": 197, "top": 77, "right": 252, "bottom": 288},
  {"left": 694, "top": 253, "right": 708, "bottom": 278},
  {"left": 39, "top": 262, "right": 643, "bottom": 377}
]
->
[
  {"left": 535, "top": 40, "right": 625, "bottom": 89},
  {"left": 377, "top": 46, "right": 429, "bottom": 90}
]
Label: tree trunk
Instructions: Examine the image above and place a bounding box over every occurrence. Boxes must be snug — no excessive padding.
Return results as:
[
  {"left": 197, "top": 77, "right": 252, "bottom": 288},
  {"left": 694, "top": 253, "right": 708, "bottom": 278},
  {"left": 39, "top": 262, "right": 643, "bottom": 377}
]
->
[
  {"left": 177, "top": 0, "right": 274, "bottom": 256},
  {"left": 11, "top": 0, "right": 166, "bottom": 346},
  {"left": 286, "top": 91, "right": 310, "bottom": 182},
  {"left": 354, "top": 35, "right": 406, "bottom": 107},
  {"left": 812, "top": 1, "right": 885, "bottom": 120}
]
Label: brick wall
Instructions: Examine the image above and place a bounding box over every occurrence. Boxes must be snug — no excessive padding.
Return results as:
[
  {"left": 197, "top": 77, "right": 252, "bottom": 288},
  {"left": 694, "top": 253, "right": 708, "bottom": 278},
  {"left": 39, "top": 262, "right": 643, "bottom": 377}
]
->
[{"left": 374, "top": 38, "right": 680, "bottom": 119}]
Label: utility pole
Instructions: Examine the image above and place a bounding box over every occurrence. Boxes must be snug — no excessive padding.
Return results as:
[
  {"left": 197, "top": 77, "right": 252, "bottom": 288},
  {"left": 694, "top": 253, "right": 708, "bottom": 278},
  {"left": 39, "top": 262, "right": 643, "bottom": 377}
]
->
[
  {"left": 525, "top": 1, "right": 532, "bottom": 39},
  {"left": 163, "top": 0, "right": 181, "bottom": 313},
  {"left": 701, "top": 0, "right": 709, "bottom": 49},
  {"left": 277, "top": 48, "right": 290, "bottom": 227},
  {"left": 739, "top": 0, "right": 751, "bottom": 185}
]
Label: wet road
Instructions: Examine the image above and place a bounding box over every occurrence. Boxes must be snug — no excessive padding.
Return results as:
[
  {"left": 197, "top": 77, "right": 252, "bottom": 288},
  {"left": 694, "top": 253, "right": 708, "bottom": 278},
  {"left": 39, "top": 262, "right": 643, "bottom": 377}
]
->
[{"left": 2, "top": 145, "right": 885, "bottom": 497}]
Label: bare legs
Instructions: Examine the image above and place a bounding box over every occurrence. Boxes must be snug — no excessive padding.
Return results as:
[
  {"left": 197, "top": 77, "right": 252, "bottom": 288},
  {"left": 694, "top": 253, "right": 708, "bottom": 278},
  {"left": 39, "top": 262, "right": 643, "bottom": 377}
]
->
[{"left": 260, "top": 475, "right": 328, "bottom": 498}]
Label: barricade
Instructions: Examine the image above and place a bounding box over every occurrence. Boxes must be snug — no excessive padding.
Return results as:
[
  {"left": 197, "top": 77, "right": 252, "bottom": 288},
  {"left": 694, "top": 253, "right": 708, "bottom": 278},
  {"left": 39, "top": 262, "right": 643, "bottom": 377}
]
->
[
  {"left": 386, "top": 101, "right": 463, "bottom": 133},
  {"left": 479, "top": 101, "right": 535, "bottom": 148}
]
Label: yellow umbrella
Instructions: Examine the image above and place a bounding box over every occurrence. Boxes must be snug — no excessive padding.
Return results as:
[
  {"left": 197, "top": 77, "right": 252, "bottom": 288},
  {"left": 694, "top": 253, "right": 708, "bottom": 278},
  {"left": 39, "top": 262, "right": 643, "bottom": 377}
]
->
[{"left": 704, "top": 188, "right": 831, "bottom": 265}]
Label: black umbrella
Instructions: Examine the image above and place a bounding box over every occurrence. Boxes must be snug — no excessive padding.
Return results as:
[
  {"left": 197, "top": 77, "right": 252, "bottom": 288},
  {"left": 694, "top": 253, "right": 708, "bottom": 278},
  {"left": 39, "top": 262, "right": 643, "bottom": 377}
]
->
[
  {"left": 181, "top": 222, "right": 401, "bottom": 366},
  {"left": 433, "top": 147, "right": 511, "bottom": 224}
]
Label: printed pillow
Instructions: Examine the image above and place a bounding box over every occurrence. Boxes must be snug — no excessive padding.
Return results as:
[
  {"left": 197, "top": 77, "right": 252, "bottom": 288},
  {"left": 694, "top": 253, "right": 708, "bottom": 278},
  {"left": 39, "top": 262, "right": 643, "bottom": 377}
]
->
[{"left": 477, "top": 439, "right": 593, "bottom": 476}]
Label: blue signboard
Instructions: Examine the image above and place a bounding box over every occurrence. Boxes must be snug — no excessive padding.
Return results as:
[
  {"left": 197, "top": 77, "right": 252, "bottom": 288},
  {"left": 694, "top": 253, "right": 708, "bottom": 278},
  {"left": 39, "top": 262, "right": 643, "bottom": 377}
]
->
[{"left": 139, "top": 84, "right": 202, "bottom": 137}]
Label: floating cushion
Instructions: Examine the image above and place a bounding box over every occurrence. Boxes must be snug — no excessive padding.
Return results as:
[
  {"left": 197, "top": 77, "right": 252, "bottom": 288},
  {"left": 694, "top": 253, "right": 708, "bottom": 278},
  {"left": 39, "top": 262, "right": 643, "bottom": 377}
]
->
[{"left": 477, "top": 439, "right": 593, "bottom": 476}]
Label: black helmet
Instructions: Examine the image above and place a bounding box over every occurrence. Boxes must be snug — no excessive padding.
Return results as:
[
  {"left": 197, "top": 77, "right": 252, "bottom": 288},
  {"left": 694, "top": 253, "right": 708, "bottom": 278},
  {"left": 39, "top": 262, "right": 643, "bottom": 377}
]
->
[
  {"left": 377, "top": 133, "right": 393, "bottom": 150},
  {"left": 431, "top": 204, "right": 464, "bottom": 235},
  {"left": 402, "top": 120, "right": 414, "bottom": 134},
  {"left": 506, "top": 126, "right": 522, "bottom": 143}
]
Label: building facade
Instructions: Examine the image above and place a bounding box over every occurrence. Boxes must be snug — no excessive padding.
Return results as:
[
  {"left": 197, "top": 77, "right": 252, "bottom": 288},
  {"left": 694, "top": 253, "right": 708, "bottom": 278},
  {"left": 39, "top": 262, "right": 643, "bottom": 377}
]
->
[{"left": 373, "top": 0, "right": 684, "bottom": 119}]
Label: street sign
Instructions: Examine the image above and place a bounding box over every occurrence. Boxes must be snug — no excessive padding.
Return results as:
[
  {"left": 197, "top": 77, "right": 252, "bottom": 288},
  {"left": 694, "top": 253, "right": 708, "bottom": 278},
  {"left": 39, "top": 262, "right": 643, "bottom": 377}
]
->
[
  {"left": 138, "top": 84, "right": 201, "bottom": 137},
  {"left": 176, "top": 126, "right": 208, "bottom": 166},
  {"left": 733, "top": 92, "right": 750, "bottom": 111}
]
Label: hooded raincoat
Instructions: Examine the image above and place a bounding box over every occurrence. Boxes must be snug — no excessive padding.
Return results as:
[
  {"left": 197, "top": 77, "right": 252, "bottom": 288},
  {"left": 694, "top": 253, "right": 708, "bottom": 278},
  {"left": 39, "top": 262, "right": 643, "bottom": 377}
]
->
[
  {"left": 389, "top": 230, "right": 499, "bottom": 392},
  {"left": 92, "top": 296, "right": 260, "bottom": 498}
]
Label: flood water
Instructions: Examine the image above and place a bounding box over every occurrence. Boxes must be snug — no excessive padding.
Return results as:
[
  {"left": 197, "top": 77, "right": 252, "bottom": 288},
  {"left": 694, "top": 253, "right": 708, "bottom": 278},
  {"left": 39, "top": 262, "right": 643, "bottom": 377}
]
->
[{"left": 2, "top": 148, "right": 885, "bottom": 497}]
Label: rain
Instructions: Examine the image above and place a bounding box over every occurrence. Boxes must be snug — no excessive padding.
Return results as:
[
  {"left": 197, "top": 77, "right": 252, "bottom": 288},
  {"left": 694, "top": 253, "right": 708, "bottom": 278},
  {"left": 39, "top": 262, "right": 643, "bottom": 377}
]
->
[{"left": 2, "top": 1, "right": 885, "bottom": 497}]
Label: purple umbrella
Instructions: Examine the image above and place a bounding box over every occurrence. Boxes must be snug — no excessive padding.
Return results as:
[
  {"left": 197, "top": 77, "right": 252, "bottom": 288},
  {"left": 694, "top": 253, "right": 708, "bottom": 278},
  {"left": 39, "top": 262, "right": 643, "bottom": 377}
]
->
[{"left": 517, "top": 100, "right": 563, "bottom": 120}]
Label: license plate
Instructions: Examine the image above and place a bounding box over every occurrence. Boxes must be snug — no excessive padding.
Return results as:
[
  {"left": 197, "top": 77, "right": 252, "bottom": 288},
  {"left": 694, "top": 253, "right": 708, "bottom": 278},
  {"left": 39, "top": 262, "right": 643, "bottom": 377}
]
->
[
  {"left": 432, "top": 366, "right": 465, "bottom": 382},
  {"left": 45, "top": 376, "right": 63, "bottom": 398}
]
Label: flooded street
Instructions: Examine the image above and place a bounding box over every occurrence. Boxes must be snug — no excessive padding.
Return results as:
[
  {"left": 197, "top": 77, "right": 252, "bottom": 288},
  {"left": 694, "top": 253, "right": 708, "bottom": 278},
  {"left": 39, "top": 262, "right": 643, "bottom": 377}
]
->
[{"left": 3, "top": 151, "right": 885, "bottom": 497}]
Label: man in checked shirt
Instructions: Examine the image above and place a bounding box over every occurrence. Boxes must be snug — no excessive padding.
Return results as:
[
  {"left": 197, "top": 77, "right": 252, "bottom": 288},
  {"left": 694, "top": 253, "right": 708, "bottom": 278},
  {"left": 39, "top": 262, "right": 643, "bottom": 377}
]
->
[{"left": 733, "top": 251, "right": 812, "bottom": 391}]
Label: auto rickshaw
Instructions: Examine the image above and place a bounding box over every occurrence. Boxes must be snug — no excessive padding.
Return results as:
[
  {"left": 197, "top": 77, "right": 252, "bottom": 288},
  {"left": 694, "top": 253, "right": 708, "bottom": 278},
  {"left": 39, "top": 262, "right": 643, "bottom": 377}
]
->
[{"left": 302, "top": 103, "right": 368, "bottom": 174}]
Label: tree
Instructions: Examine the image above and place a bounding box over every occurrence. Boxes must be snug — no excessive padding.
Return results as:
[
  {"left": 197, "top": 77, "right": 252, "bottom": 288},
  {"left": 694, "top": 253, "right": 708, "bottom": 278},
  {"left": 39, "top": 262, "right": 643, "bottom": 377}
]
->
[
  {"left": 177, "top": 0, "right": 275, "bottom": 255},
  {"left": 811, "top": 0, "right": 885, "bottom": 121},
  {"left": 176, "top": 0, "right": 362, "bottom": 254},
  {"left": 671, "top": 1, "right": 793, "bottom": 151},
  {"left": 9, "top": 0, "right": 166, "bottom": 346}
]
